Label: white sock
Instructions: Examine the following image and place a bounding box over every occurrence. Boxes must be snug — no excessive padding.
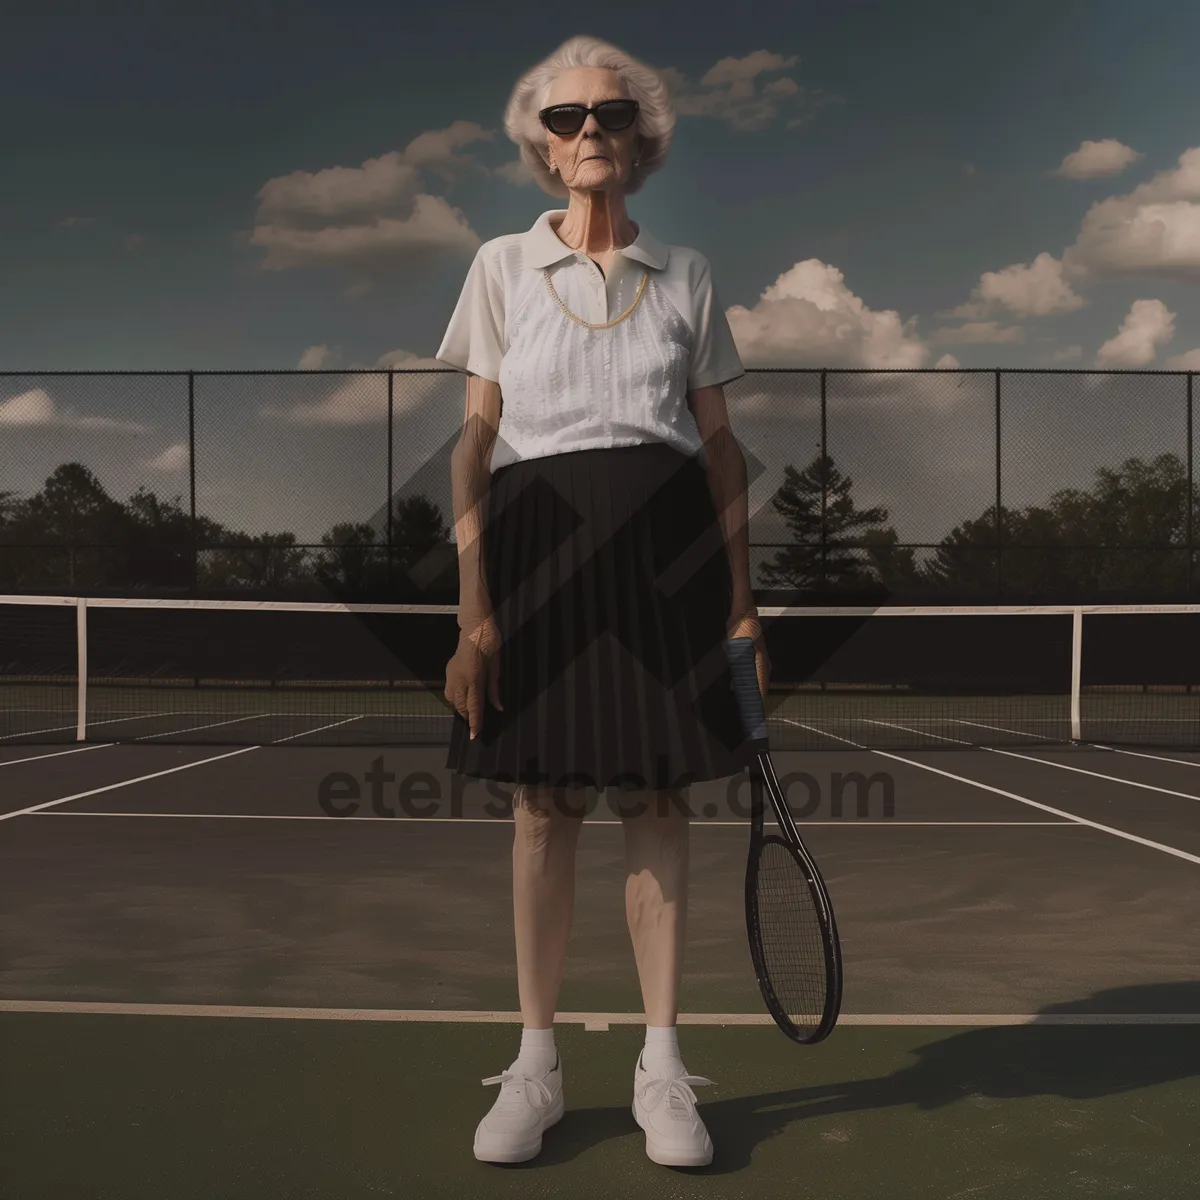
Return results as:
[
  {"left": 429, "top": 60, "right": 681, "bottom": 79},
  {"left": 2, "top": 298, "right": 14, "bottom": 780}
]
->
[
  {"left": 642, "top": 1025, "right": 685, "bottom": 1076},
  {"left": 514, "top": 1026, "right": 557, "bottom": 1074}
]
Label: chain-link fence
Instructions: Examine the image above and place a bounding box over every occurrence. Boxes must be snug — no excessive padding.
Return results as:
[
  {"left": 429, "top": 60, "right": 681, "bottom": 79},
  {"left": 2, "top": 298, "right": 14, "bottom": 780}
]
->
[{"left": 0, "top": 367, "right": 1195, "bottom": 603}]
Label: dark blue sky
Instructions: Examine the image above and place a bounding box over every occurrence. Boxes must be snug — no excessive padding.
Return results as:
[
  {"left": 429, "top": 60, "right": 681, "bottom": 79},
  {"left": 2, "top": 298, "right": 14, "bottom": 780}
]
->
[{"left": 3, "top": 0, "right": 1199, "bottom": 543}]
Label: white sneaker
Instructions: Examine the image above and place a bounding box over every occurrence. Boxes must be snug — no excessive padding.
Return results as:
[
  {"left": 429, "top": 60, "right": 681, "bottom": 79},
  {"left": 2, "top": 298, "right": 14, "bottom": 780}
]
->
[
  {"left": 473, "top": 1055, "right": 564, "bottom": 1163},
  {"left": 631, "top": 1050, "right": 715, "bottom": 1167}
]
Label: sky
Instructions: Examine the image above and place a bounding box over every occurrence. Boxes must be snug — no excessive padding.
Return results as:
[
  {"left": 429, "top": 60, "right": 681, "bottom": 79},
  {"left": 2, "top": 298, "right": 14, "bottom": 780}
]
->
[{"left": 3, "top": 0, "right": 1200, "bottom": 551}]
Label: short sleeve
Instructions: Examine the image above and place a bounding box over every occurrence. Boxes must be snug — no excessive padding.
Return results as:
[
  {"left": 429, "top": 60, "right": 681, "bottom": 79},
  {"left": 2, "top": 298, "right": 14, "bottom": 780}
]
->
[
  {"left": 436, "top": 246, "right": 506, "bottom": 382},
  {"left": 686, "top": 255, "right": 745, "bottom": 392}
]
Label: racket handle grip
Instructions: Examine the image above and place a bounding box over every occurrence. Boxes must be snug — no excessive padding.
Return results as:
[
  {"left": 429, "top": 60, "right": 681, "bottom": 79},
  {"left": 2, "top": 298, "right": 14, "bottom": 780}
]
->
[{"left": 724, "top": 636, "right": 769, "bottom": 746}]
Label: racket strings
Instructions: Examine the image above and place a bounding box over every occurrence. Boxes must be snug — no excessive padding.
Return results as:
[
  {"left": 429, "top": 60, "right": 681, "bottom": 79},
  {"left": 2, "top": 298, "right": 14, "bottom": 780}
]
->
[{"left": 754, "top": 839, "right": 829, "bottom": 1036}]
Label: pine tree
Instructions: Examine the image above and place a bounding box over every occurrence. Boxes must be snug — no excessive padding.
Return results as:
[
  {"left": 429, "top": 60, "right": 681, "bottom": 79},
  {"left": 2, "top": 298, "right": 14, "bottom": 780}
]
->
[{"left": 760, "top": 453, "right": 907, "bottom": 592}]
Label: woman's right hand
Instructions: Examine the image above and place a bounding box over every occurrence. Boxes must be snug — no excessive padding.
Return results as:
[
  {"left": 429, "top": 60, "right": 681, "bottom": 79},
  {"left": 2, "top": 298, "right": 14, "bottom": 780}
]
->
[{"left": 444, "top": 614, "right": 503, "bottom": 740}]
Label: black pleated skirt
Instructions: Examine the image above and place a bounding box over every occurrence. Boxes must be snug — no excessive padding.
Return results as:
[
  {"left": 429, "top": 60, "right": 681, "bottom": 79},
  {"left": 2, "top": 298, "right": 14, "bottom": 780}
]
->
[{"left": 446, "top": 441, "right": 752, "bottom": 791}]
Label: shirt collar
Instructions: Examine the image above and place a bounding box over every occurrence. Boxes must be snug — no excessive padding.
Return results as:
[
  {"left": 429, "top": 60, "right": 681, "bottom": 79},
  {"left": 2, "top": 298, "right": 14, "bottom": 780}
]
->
[{"left": 524, "top": 208, "right": 668, "bottom": 271}]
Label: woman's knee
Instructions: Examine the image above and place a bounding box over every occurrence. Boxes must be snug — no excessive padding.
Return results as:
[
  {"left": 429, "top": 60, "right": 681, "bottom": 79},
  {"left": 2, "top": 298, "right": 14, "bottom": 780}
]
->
[{"left": 513, "top": 784, "right": 587, "bottom": 852}]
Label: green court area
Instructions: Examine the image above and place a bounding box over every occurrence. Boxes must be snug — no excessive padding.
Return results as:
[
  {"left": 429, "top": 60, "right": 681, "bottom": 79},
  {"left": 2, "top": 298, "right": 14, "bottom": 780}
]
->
[
  {"left": 2, "top": 1015, "right": 1196, "bottom": 1198},
  {"left": 2, "top": 733, "right": 1199, "bottom": 1195}
]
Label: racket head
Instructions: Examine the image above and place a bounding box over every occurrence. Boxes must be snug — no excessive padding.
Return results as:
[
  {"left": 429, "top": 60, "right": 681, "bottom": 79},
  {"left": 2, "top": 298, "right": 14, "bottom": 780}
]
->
[{"left": 745, "top": 774, "right": 844, "bottom": 1044}]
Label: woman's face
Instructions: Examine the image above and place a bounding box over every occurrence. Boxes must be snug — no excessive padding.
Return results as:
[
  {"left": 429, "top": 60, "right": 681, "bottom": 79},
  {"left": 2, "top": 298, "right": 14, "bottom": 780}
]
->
[{"left": 544, "top": 66, "right": 639, "bottom": 193}]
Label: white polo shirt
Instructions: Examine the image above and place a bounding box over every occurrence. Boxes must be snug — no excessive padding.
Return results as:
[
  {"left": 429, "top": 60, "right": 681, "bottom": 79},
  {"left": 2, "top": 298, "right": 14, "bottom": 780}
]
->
[{"left": 436, "top": 208, "right": 745, "bottom": 470}]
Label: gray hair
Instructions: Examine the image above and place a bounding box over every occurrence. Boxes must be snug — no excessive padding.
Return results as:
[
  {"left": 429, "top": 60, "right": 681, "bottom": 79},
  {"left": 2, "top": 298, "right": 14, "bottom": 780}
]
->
[{"left": 504, "top": 35, "right": 677, "bottom": 198}]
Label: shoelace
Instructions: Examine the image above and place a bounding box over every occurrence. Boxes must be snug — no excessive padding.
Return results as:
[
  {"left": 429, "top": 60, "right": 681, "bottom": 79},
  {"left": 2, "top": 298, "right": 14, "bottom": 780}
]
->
[
  {"left": 635, "top": 1073, "right": 714, "bottom": 1116},
  {"left": 481, "top": 1069, "right": 556, "bottom": 1113}
]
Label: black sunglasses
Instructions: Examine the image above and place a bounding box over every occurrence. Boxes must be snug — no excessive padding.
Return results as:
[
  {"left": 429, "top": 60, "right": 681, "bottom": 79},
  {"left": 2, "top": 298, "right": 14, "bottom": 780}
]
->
[{"left": 538, "top": 99, "right": 639, "bottom": 136}]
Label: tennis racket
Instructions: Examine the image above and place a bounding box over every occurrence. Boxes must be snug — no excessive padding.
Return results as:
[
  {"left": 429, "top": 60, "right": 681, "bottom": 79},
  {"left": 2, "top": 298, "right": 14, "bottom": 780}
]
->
[{"left": 724, "top": 636, "right": 843, "bottom": 1043}]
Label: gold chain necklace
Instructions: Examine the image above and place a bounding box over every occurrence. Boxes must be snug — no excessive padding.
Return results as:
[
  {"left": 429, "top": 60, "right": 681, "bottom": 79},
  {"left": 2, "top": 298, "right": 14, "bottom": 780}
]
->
[{"left": 543, "top": 265, "right": 649, "bottom": 329}]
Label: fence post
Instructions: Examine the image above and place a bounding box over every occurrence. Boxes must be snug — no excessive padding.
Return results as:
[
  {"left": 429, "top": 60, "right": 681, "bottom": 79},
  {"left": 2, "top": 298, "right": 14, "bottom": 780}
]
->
[
  {"left": 820, "top": 369, "right": 828, "bottom": 592},
  {"left": 387, "top": 369, "right": 394, "bottom": 596},
  {"left": 995, "top": 369, "right": 1002, "bottom": 600},
  {"left": 188, "top": 371, "right": 197, "bottom": 593},
  {"left": 1188, "top": 372, "right": 1194, "bottom": 598}
]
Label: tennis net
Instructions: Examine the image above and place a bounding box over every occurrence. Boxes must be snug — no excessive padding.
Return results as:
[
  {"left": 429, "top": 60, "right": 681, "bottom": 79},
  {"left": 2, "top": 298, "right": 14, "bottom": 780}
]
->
[{"left": 3, "top": 595, "right": 1200, "bottom": 749}]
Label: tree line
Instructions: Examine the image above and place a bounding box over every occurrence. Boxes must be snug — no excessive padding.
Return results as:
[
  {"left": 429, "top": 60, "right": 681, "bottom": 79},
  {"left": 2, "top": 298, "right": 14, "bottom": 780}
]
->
[
  {"left": 0, "top": 462, "right": 452, "bottom": 600},
  {"left": 1, "top": 451, "right": 1196, "bottom": 601},
  {"left": 757, "top": 449, "right": 1197, "bottom": 599}
]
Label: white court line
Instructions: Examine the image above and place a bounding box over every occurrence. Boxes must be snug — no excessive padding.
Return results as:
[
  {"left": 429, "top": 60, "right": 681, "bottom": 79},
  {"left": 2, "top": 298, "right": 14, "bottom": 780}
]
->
[
  {"left": 1090, "top": 745, "right": 1200, "bottom": 769},
  {"left": 0, "top": 1000, "right": 1195, "bottom": 1027},
  {"left": 133, "top": 713, "right": 282, "bottom": 740},
  {"left": 781, "top": 719, "right": 1200, "bottom": 866},
  {"left": 988, "top": 746, "right": 1200, "bottom": 801},
  {"left": 0, "top": 747, "right": 260, "bottom": 822},
  {"left": 272, "top": 716, "right": 366, "bottom": 744},
  {"left": 948, "top": 717, "right": 1057, "bottom": 742},
  {"left": 3, "top": 710, "right": 439, "bottom": 747},
  {"left": 0, "top": 744, "right": 114, "bottom": 768},
  {"left": 864, "top": 717, "right": 1200, "bottom": 806},
  {"left": 0, "top": 719, "right": 76, "bottom": 741},
  {"left": 28, "top": 811, "right": 1078, "bottom": 827},
  {"left": 0, "top": 710, "right": 192, "bottom": 742}
]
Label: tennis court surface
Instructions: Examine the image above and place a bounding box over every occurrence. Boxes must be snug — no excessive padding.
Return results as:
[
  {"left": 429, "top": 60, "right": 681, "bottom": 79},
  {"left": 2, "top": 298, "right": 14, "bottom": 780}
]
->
[{"left": 2, "top": 597, "right": 1199, "bottom": 1196}]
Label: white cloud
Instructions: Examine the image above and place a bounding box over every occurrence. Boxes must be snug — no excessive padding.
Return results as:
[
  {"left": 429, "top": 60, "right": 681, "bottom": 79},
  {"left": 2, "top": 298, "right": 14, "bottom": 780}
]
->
[
  {"left": 941, "top": 252, "right": 1086, "bottom": 321},
  {"left": 261, "top": 384, "right": 387, "bottom": 427},
  {"left": 0, "top": 388, "right": 150, "bottom": 433},
  {"left": 725, "top": 259, "right": 929, "bottom": 370},
  {"left": 245, "top": 126, "right": 491, "bottom": 288},
  {"left": 499, "top": 49, "right": 845, "bottom": 188},
  {"left": 1051, "top": 138, "right": 1143, "bottom": 180},
  {"left": 261, "top": 350, "right": 445, "bottom": 425},
  {"left": 254, "top": 122, "right": 489, "bottom": 226},
  {"left": 657, "top": 51, "right": 844, "bottom": 133},
  {"left": 1062, "top": 146, "right": 1200, "bottom": 282},
  {"left": 934, "top": 353, "right": 961, "bottom": 369},
  {"left": 1163, "top": 348, "right": 1200, "bottom": 369},
  {"left": 1093, "top": 299, "right": 1176, "bottom": 367},
  {"left": 938, "top": 147, "right": 1198, "bottom": 336},
  {"left": 0, "top": 390, "right": 56, "bottom": 424},
  {"left": 248, "top": 192, "right": 480, "bottom": 286},
  {"left": 493, "top": 158, "right": 532, "bottom": 186},
  {"left": 931, "top": 321, "right": 1026, "bottom": 346},
  {"left": 245, "top": 49, "right": 844, "bottom": 287},
  {"left": 298, "top": 345, "right": 339, "bottom": 370},
  {"left": 146, "top": 443, "right": 189, "bottom": 472},
  {"left": 1051, "top": 344, "right": 1083, "bottom": 361},
  {"left": 258, "top": 54, "right": 1199, "bottom": 385}
]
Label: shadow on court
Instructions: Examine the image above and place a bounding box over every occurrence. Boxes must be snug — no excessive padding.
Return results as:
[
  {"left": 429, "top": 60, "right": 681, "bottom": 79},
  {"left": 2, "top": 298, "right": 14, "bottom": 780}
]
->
[
  {"left": 525, "top": 983, "right": 1200, "bottom": 1174},
  {"left": 3, "top": 984, "right": 1198, "bottom": 1197}
]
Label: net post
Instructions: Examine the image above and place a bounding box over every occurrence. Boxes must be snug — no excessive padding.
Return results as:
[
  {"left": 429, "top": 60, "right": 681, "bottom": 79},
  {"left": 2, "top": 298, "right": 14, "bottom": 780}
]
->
[
  {"left": 76, "top": 597, "right": 87, "bottom": 742},
  {"left": 995, "top": 370, "right": 1002, "bottom": 599},
  {"left": 1070, "top": 605, "right": 1082, "bottom": 741}
]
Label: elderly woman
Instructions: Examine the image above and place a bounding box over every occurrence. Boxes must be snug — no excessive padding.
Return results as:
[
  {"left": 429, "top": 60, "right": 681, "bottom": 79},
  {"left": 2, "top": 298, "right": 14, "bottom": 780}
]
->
[{"left": 438, "top": 35, "right": 769, "bottom": 1168}]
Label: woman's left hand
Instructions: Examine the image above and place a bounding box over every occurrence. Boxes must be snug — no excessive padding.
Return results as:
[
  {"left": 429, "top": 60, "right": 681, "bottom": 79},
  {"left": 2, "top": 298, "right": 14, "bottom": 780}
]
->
[{"left": 726, "top": 607, "right": 771, "bottom": 701}]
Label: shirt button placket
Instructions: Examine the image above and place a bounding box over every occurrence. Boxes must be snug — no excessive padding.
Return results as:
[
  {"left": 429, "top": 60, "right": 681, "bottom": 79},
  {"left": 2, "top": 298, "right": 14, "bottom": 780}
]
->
[{"left": 599, "top": 268, "right": 612, "bottom": 441}]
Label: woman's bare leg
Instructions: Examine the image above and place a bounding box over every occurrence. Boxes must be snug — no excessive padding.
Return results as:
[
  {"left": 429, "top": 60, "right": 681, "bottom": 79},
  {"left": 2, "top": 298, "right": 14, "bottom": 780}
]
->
[
  {"left": 512, "top": 784, "right": 586, "bottom": 1028},
  {"left": 621, "top": 790, "right": 690, "bottom": 1027}
]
